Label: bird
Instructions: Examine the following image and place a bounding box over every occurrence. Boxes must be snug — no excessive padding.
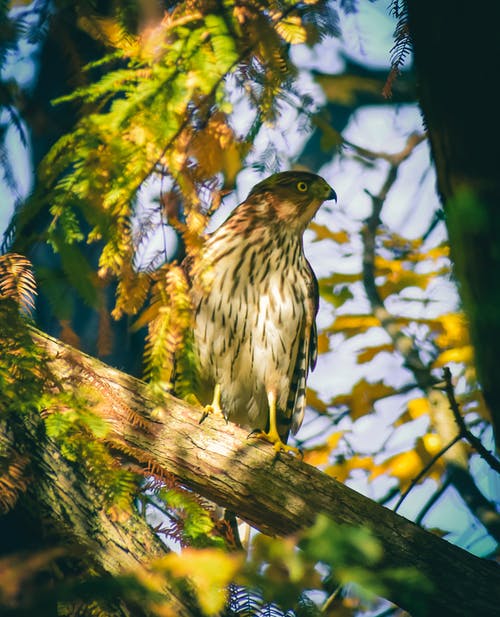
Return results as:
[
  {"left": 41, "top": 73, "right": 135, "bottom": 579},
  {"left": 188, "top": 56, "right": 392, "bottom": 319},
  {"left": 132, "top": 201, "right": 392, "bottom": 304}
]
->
[{"left": 185, "top": 171, "right": 337, "bottom": 454}]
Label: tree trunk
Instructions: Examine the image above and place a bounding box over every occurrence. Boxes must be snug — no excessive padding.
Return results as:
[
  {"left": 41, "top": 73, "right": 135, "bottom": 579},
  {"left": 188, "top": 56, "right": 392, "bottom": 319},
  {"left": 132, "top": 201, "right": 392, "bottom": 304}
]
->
[
  {"left": 406, "top": 0, "right": 500, "bottom": 448},
  {"left": 0, "top": 373, "right": 201, "bottom": 617},
  {"left": 19, "top": 327, "right": 499, "bottom": 617}
]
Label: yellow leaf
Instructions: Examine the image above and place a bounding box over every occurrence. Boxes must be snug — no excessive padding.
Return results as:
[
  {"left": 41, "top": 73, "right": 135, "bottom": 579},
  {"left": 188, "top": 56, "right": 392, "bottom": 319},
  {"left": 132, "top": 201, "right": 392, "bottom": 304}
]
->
[
  {"left": 422, "top": 433, "right": 443, "bottom": 456},
  {"left": 374, "top": 255, "right": 403, "bottom": 275},
  {"left": 378, "top": 270, "right": 433, "bottom": 299},
  {"left": 331, "top": 380, "right": 395, "bottom": 420},
  {"left": 380, "top": 231, "right": 423, "bottom": 252},
  {"left": 433, "top": 345, "right": 474, "bottom": 367},
  {"left": 329, "top": 314, "right": 380, "bottom": 334},
  {"left": 327, "top": 431, "right": 344, "bottom": 450},
  {"left": 306, "top": 388, "right": 328, "bottom": 413},
  {"left": 325, "top": 456, "right": 373, "bottom": 482},
  {"left": 77, "top": 15, "right": 138, "bottom": 53},
  {"left": 188, "top": 112, "right": 243, "bottom": 180},
  {"left": 303, "top": 446, "right": 330, "bottom": 467},
  {"left": 371, "top": 450, "right": 422, "bottom": 485},
  {"left": 309, "top": 223, "right": 350, "bottom": 244},
  {"left": 407, "top": 397, "right": 431, "bottom": 419},
  {"left": 435, "top": 313, "right": 470, "bottom": 348},
  {"left": 304, "top": 431, "right": 343, "bottom": 466},
  {"left": 316, "top": 332, "right": 330, "bottom": 354},
  {"left": 158, "top": 549, "right": 243, "bottom": 616},
  {"left": 318, "top": 273, "right": 361, "bottom": 293},
  {"left": 356, "top": 344, "right": 394, "bottom": 363},
  {"left": 422, "top": 245, "right": 450, "bottom": 260}
]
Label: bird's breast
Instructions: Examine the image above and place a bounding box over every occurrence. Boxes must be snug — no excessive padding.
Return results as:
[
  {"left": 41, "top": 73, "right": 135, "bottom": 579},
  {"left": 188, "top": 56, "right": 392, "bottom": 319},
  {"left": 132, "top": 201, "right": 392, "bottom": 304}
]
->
[{"left": 192, "top": 233, "right": 310, "bottom": 429}]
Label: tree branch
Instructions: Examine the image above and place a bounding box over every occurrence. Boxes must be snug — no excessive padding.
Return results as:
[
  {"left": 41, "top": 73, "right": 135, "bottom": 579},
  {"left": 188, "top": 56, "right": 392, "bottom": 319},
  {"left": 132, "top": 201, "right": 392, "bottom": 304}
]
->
[
  {"left": 30, "top": 327, "right": 500, "bottom": 617},
  {"left": 358, "top": 135, "right": 500, "bottom": 541},
  {"left": 442, "top": 366, "right": 500, "bottom": 473}
]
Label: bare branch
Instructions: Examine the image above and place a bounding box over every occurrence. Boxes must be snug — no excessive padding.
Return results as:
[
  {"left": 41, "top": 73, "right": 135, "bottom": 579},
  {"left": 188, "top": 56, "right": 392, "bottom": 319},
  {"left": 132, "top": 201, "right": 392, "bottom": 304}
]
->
[
  {"left": 442, "top": 367, "right": 500, "bottom": 474},
  {"left": 393, "top": 434, "right": 462, "bottom": 512}
]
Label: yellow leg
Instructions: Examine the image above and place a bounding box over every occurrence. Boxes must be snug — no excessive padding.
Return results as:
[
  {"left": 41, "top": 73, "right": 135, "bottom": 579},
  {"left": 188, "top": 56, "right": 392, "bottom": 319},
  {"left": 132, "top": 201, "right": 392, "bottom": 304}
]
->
[
  {"left": 249, "top": 391, "right": 301, "bottom": 456},
  {"left": 199, "top": 384, "right": 224, "bottom": 424}
]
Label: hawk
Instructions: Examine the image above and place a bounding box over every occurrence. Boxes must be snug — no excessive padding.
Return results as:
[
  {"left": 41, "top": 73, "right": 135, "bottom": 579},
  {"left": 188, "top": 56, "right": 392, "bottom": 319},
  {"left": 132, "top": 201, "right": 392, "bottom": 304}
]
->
[{"left": 187, "top": 171, "right": 337, "bottom": 454}]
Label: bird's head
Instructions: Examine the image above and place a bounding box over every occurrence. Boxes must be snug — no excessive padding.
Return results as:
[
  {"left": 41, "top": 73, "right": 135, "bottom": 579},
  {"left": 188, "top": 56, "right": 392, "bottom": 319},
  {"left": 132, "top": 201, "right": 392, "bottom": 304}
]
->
[{"left": 247, "top": 171, "right": 337, "bottom": 231}]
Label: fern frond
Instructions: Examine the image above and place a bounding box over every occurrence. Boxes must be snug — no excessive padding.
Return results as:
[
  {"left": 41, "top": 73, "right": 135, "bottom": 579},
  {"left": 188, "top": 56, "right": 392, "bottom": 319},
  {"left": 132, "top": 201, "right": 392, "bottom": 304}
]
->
[
  {"left": 0, "top": 252, "right": 37, "bottom": 312},
  {"left": 384, "top": 0, "right": 412, "bottom": 97},
  {"left": 112, "top": 267, "right": 151, "bottom": 320},
  {"left": 142, "top": 263, "right": 195, "bottom": 391},
  {"left": 0, "top": 448, "right": 30, "bottom": 514},
  {"left": 158, "top": 487, "right": 225, "bottom": 548}
]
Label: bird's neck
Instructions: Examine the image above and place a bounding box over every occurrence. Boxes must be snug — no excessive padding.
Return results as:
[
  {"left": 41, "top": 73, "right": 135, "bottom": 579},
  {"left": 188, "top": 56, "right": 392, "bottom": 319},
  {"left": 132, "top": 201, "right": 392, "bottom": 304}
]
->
[{"left": 205, "top": 216, "right": 306, "bottom": 272}]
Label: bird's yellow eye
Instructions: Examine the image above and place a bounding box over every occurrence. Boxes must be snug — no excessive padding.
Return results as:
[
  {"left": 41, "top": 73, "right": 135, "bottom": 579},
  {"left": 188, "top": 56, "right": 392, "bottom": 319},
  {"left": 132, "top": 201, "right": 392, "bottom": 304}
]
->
[{"left": 296, "top": 181, "right": 308, "bottom": 192}]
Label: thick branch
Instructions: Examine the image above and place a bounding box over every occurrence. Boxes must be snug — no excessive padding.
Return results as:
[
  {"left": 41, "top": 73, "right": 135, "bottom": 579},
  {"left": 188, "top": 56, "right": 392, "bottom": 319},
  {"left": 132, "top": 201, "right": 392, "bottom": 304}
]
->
[
  {"left": 0, "top": 384, "right": 200, "bottom": 616},
  {"left": 32, "top": 328, "right": 500, "bottom": 617}
]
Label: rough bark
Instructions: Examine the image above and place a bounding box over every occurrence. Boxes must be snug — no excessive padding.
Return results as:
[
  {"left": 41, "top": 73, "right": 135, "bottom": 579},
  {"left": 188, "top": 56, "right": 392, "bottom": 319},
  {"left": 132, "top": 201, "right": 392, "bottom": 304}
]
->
[
  {"left": 406, "top": 0, "right": 500, "bottom": 448},
  {"left": 26, "top": 327, "right": 500, "bottom": 617},
  {"left": 0, "top": 378, "right": 200, "bottom": 616}
]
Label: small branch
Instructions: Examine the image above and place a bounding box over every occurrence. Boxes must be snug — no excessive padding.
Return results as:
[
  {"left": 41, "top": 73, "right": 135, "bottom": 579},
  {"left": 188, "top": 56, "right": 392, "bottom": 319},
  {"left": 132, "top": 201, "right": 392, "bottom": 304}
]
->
[
  {"left": 320, "top": 585, "right": 342, "bottom": 613},
  {"left": 415, "top": 477, "right": 452, "bottom": 526},
  {"left": 442, "top": 367, "right": 500, "bottom": 474},
  {"left": 360, "top": 133, "right": 436, "bottom": 390},
  {"left": 393, "top": 434, "right": 462, "bottom": 512},
  {"left": 344, "top": 132, "right": 427, "bottom": 167}
]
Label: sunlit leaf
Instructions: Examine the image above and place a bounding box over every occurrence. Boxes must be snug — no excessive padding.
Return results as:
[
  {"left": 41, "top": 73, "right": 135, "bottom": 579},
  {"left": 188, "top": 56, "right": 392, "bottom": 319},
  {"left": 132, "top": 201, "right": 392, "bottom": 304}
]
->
[
  {"left": 356, "top": 344, "right": 394, "bottom": 364},
  {"left": 158, "top": 549, "right": 243, "bottom": 615},
  {"left": 329, "top": 314, "right": 380, "bottom": 334},
  {"left": 433, "top": 346, "right": 474, "bottom": 367},
  {"left": 316, "top": 331, "right": 330, "bottom": 354},
  {"left": 421, "top": 433, "right": 443, "bottom": 456},
  {"left": 331, "top": 379, "right": 395, "bottom": 420},
  {"left": 303, "top": 446, "right": 330, "bottom": 466},
  {"left": 435, "top": 313, "right": 470, "bottom": 348},
  {"left": 306, "top": 387, "right": 328, "bottom": 413},
  {"left": 407, "top": 397, "right": 431, "bottom": 419},
  {"left": 370, "top": 450, "right": 422, "bottom": 485},
  {"left": 325, "top": 456, "right": 373, "bottom": 482},
  {"left": 303, "top": 431, "right": 343, "bottom": 467},
  {"left": 309, "top": 222, "right": 350, "bottom": 243}
]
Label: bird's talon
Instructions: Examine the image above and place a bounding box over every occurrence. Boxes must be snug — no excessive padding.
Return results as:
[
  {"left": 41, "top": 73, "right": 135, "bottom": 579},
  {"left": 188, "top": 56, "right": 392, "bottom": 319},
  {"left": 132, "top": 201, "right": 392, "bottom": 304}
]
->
[
  {"left": 199, "top": 384, "right": 224, "bottom": 424},
  {"left": 248, "top": 429, "right": 301, "bottom": 457},
  {"left": 199, "top": 410, "right": 210, "bottom": 425},
  {"left": 273, "top": 441, "right": 302, "bottom": 457},
  {"left": 247, "top": 428, "right": 262, "bottom": 438}
]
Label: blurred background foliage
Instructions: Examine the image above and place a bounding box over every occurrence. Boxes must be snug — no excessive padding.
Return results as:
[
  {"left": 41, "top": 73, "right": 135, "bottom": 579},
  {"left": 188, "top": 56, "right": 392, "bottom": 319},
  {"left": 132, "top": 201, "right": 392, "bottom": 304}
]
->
[{"left": 1, "top": 1, "right": 499, "bottom": 616}]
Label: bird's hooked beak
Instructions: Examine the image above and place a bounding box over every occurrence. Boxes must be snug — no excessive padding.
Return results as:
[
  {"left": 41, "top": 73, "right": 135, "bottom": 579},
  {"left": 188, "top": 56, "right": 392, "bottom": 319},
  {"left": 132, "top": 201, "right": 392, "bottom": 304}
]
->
[{"left": 327, "top": 187, "right": 337, "bottom": 202}]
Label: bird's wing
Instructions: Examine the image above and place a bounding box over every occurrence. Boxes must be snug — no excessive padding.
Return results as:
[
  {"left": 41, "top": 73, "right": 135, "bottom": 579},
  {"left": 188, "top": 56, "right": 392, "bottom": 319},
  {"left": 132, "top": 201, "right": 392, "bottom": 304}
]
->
[{"left": 288, "top": 260, "right": 319, "bottom": 436}]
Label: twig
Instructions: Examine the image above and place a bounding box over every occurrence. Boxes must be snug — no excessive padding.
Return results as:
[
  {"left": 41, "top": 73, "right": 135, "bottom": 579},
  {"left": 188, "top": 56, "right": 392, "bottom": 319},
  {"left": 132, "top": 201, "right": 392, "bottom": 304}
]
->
[
  {"left": 393, "top": 434, "right": 462, "bottom": 512},
  {"left": 414, "top": 477, "right": 452, "bottom": 526},
  {"left": 321, "top": 585, "right": 342, "bottom": 613},
  {"left": 360, "top": 133, "right": 437, "bottom": 391},
  {"left": 442, "top": 366, "right": 500, "bottom": 474},
  {"left": 344, "top": 132, "right": 427, "bottom": 167}
]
